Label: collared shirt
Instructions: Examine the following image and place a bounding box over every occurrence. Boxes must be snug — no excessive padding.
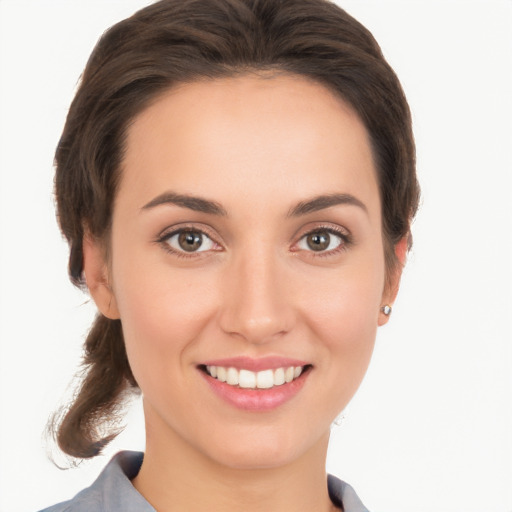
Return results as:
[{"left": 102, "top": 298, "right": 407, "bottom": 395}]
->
[{"left": 39, "top": 451, "right": 369, "bottom": 512}]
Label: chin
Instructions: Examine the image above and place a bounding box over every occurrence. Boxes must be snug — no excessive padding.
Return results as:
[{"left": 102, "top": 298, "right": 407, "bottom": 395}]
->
[
  {"left": 208, "top": 446, "right": 300, "bottom": 471},
  {"left": 198, "top": 423, "right": 328, "bottom": 471}
]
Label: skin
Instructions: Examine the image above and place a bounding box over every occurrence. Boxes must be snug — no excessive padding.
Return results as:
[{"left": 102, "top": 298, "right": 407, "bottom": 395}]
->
[{"left": 84, "top": 74, "right": 403, "bottom": 512}]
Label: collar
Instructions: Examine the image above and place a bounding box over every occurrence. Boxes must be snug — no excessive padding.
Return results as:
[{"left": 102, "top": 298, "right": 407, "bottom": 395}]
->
[{"left": 47, "top": 451, "right": 369, "bottom": 512}]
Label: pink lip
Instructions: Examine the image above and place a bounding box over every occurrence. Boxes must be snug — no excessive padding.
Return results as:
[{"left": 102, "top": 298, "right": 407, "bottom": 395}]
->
[
  {"left": 200, "top": 356, "right": 309, "bottom": 372},
  {"left": 198, "top": 357, "right": 311, "bottom": 412}
]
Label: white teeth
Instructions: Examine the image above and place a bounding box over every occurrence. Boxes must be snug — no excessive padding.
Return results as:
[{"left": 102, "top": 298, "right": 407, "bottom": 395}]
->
[
  {"left": 226, "top": 367, "right": 239, "bottom": 386},
  {"left": 205, "top": 365, "right": 306, "bottom": 389},
  {"left": 239, "top": 369, "right": 256, "bottom": 388},
  {"left": 274, "top": 367, "right": 285, "bottom": 386},
  {"left": 256, "top": 369, "right": 274, "bottom": 389},
  {"left": 217, "top": 366, "right": 227, "bottom": 382},
  {"left": 206, "top": 365, "right": 218, "bottom": 378}
]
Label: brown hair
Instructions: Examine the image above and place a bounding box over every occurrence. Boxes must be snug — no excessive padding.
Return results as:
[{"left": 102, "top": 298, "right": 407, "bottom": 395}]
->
[{"left": 52, "top": 0, "right": 420, "bottom": 459}]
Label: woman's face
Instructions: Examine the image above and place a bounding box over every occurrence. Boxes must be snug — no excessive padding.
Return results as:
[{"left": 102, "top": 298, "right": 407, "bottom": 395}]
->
[{"left": 88, "top": 74, "right": 396, "bottom": 469}]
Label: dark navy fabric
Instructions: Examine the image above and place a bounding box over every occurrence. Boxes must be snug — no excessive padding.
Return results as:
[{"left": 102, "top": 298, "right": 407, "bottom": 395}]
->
[{"left": 39, "top": 450, "right": 369, "bottom": 512}]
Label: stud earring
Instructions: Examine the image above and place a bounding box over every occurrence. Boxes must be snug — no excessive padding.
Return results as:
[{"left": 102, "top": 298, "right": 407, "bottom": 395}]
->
[
  {"left": 333, "top": 413, "right": 345, "bottom": 427},
  {"left": 381, "top": 304, "right": 392, "bottom": 316}
]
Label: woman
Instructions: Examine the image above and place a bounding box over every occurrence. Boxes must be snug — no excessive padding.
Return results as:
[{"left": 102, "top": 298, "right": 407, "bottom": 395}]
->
[{"left": 40, "top": 0, "right": 419, "bottom": 510}]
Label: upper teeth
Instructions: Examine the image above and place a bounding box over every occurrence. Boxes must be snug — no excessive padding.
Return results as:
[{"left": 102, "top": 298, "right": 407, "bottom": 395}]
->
[{"left": 206, "top": 365, "right": 304, "bottom": 389}]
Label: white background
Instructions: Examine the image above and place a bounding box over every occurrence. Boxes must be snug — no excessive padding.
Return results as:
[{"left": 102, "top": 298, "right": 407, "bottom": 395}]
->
[{"left": 0, "top": 1, "right": 511, "bottom": 511}]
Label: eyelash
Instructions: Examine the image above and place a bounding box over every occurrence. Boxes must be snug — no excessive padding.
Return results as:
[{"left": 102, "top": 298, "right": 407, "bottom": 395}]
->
[
  {"left": 156, "top": 224, "right": 352, "bottom": 260},
  {"left": 156, "top": 224, "right": 220, "bottom": 260},
  {"left": 296, "top": 225, "right": 352, "bottom": 258}
]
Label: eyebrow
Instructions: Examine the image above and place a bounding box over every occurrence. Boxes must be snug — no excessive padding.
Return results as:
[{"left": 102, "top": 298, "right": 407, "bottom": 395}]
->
[
  {"left": 142, "top": 192, "right": 228, "bottom": 216},
  {"left": 287, "top": 193, "right": 367, "bottom": 217},
  {"left": 141, "top": 191, "right": 367, "bottom": 217}
]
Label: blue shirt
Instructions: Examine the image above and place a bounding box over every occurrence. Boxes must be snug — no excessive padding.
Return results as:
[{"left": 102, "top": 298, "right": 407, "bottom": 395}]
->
[{"left": 39, "top": 451, "right": 369, "bottom": 512}]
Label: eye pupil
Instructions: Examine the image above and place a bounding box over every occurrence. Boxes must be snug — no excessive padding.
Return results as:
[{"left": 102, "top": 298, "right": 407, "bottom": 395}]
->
[
  {"left": 307, "top": 232, "right": 330, "bottom": 251},
  {"left": 178, "top": 231, "right": 203, "bottom": 252}
]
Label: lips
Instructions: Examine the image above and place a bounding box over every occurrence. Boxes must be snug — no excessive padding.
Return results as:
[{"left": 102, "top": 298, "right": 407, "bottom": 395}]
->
[{"left": 198, "top": 357, "right": 311, "bottom": 411}]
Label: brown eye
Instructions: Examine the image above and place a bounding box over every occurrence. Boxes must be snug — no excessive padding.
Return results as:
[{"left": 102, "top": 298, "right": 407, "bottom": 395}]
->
[
  {"left": 297, "top": 229, "right": 346, "bottom": 253},
  {"left": 306, "top": 232, "right": 331, "bottom": 251},
  {"left": 164, "top": 229, "right": 216, "bottom": 254},
  {"left": 178, "top": 230, "right": 203, "bottom": 252}
]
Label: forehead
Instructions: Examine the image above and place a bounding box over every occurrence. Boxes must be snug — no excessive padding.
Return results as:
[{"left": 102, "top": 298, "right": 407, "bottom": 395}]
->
[{"left": 119, "top": 74, "right": 379, "bottom": 219}]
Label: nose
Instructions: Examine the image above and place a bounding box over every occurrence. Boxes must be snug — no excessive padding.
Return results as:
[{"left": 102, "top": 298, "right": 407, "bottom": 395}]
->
[{"left": 217, "top": 246, "right": 295, "bottom": 345}]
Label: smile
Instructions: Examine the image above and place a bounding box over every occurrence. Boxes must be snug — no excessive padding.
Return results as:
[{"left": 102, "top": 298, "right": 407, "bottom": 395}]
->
[
  {"left": 204, "top": 365, "right": 305, "bottom": 389},
  {"left": 199, "top": 357, "right": 312, "bottom": 410}
]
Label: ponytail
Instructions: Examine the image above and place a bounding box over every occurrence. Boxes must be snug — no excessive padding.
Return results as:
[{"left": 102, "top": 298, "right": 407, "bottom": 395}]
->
[{"left": 50, "top": 315, "right": 138, "bottom": 459}]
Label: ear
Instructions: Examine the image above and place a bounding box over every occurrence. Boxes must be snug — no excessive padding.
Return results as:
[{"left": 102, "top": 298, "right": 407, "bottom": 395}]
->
[
  {"left": 378, "top": 237, "right": 408, "bottom": 326},
  {"left": 82, "top": 233, "right": 120, "bottom": 320}
]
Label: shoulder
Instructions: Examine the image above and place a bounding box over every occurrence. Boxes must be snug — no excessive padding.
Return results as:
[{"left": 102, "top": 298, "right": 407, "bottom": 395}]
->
[
  {"left": 38, "top": 492, "right": 101, "bottom": 512},
  {"left": 328, "top": 474, "right": 370, "bottom": 512},
  {"left": 37, "top": 451, "right": 153, "bottom": 512},
  {"left": 37, "top": 481, "right": 104, "bottom": 512}
]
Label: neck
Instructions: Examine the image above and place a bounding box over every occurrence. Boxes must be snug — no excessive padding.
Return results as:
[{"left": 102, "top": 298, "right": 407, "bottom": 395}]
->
[{"left": 132, "top": 410, "right": 336, "bottom": 512}]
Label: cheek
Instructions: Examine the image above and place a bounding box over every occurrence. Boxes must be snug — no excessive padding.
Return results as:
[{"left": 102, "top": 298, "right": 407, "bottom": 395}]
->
[
  {"left": 299, "top": 258, "right": 384, "bottom": 375},
  {"left": 110, "top": 250, "right": 218, "bottom": 374},
  {"left": 303, "top": 261, "right": 383, "bottom": 331}
]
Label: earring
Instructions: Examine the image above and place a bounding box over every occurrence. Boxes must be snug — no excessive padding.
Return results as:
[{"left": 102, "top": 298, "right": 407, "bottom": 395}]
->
[
  {"left": 381, "top": 304, "right": 392, "bottom": 316},
  {"left": 333, "top": 413, "right": 345, "bottom": 427}
]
